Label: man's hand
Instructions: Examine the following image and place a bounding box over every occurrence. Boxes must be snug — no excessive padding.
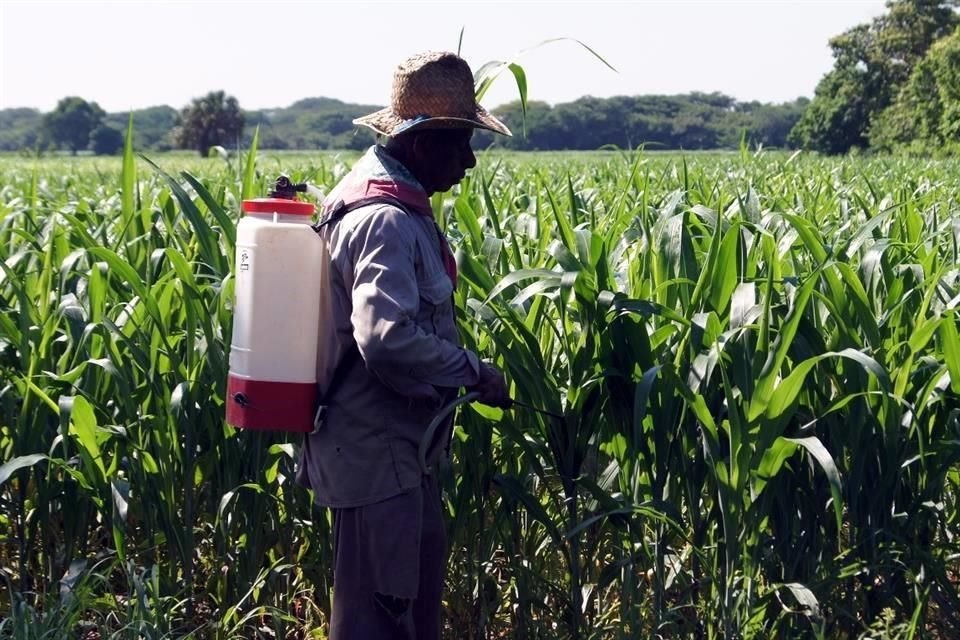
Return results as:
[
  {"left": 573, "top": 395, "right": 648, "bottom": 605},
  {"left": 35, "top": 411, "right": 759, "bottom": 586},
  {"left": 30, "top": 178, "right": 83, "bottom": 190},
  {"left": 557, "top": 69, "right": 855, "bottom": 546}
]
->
[{"left": 468, "top": 362, "right": 512, "bottom": 409}]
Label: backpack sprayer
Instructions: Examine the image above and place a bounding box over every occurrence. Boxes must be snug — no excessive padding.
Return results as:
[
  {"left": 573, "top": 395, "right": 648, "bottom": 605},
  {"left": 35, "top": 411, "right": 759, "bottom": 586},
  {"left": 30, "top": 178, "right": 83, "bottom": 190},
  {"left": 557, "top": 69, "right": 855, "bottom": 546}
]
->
[
  {"left": 225, "top": 177, "right": 563, "bottom": 436},
  {"left": 226, "top": 177, "right": 323, "bottom": 432}
]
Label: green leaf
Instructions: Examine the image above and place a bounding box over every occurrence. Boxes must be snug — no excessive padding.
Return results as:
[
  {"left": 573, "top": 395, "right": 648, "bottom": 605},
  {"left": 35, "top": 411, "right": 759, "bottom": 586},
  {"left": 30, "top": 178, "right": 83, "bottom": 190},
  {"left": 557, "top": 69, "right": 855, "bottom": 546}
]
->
[
  {"left": 0, "top": 454, "right": 47, "bottom": 487},
  {"left": 544, "top": 179, "right": 577, "bottom": 252},
  {"left": 708, "top": 223, "right": 741, "bottom": 314},
  {"left": 940, "top": 313, "right": 960, "bottom": 394},
  {"left": 18, "top": 375, "right": 60, "bottom": 414},
  {"left": 835, "top": 262, "right": 881, "bottom": 346},
  {"left": 486, "top": 268, "right": 560, "bottom": 303},
  {"left": 755, "top": 438, "right": 798, "bottom": 494},
  {"left": 121, "top": 113, "right": 135, "bottom": 223},
  {"left": 765, "top": 349, "right": 889, "bottom": 421},
  {"left": 453, "top": 196, "right": 483, "bottom": 255},
  {"left": 781, "top": 582, "right": 822, "bottom": 620},
  {"left": 87, "top": 247, "right": 163, "bottom": 327},
  {"left": 785, "top": 436, "right": 843, "bottom": 530},
  {"left": 112, "top": 478, "right": 129, "bottom": 562},
  {"left": 63, "top": 395, "right": 106, "bottom": 482},
  {"left": 242, "top": 125, "right": 260, "bottom": 200},
  {"left": 492, "top": 473, "right": 562, "bottom": 544},
  {"left": 141, "top": 156, "right": 220, "bottom": 272},
  {"left": 164, "top": 247, "right": 199, "bottom": 293},
  {"left": 180, "top": 172, "right": 237, "bottom": 249},
  {"left": 908, "top": 317, "right": 941, "bottom": 354},
  {"left": 111, "top": 478, "right": 129, "bottom": 523},
  {"left": 749, "top": 273, "right": 818, "bottom": 422},
  {"left": 139, "top": 451, "right": 159, "bottom": 475}
]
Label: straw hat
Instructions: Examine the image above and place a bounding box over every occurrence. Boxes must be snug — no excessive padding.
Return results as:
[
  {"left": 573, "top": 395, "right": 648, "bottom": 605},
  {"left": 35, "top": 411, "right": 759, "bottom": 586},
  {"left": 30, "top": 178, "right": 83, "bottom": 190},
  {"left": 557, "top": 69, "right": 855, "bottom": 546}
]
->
[{"left": 353, "top": 51, "right": 512, "bottom": 138}]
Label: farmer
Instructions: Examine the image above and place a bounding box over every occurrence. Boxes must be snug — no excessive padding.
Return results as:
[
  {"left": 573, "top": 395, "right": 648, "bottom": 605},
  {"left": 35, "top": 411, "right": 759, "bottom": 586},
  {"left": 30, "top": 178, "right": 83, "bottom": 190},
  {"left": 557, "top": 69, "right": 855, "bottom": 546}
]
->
[{"left": 295, "top": 51, "right": 513, "bottom": 639}]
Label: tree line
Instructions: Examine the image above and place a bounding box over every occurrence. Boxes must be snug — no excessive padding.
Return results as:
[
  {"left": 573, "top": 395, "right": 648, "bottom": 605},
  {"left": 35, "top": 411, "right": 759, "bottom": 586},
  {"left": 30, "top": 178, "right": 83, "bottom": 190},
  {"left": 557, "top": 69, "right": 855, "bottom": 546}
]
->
[
  {"left": 2, "top": 0, "right": 956, "bottom": 157},
  {"left": 475, "top": 94, "right": 808, "bottom": 151},
  {"left": 790, "top": 0, "right": 959, "bottom": 154},
  {"left": 0, "top": 92, "right": 251, "bottom": 156},
  {"left": 0, "top": 91, "right": 805, "bottom": 156}
]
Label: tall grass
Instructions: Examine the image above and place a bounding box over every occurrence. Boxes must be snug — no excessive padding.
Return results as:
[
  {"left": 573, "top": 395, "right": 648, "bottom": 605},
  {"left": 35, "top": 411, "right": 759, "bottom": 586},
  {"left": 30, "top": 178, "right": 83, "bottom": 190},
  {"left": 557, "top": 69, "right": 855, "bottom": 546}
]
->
[{"left": 1, "top": 145, "right": 959, "bottom": 639}]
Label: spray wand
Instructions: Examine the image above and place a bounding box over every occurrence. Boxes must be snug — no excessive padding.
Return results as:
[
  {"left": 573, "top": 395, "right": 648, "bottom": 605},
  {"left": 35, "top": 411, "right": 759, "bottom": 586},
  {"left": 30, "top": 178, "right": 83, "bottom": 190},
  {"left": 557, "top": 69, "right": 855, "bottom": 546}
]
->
[{"left": 418, "top": 393, "right": 564, "bottom": 474}]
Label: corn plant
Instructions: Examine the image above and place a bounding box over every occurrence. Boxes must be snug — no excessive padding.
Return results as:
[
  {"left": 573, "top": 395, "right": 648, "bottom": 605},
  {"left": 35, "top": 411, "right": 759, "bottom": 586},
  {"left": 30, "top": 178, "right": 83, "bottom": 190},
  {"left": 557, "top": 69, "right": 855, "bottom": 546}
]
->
[{"left": 1, "top": 142, "right": 959, "bottom": 639}]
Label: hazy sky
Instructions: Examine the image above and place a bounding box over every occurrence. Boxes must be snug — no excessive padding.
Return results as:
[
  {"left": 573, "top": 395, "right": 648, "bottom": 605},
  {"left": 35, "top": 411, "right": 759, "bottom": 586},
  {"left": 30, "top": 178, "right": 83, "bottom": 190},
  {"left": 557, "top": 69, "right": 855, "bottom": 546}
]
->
[{"left": 0, "top": 0, "right": 889, "bottom": 113}]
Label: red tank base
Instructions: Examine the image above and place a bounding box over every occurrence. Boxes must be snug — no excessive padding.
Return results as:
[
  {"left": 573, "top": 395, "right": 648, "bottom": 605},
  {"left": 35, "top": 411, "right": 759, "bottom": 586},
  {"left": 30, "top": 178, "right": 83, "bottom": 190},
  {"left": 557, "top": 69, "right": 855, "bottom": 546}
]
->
[{"left": 226, "top": 374, "right": 318, "bottom": 433}]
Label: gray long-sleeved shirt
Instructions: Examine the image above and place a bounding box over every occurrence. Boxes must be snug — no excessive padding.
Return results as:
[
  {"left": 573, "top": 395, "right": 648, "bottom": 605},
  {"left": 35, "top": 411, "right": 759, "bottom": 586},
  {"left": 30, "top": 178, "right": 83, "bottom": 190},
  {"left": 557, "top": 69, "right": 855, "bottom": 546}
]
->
[{"left": 297, "top": 148, "right": 481, "bottom": 508}]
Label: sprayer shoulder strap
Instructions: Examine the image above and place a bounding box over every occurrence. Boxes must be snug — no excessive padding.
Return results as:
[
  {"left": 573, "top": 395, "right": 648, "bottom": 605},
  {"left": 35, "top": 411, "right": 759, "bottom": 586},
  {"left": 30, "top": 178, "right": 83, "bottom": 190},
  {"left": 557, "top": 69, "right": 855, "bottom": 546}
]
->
[
  {"left": 314, "top": 196, "right": 416, "bottom": 406},
  {"left": 311, "top": 195, "right": 414, "bottom": 234}
]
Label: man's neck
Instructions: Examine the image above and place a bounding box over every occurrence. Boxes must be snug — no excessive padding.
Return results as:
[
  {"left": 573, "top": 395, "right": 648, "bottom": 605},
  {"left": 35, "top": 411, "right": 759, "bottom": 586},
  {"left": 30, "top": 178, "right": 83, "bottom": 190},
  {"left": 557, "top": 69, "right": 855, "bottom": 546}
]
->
[{"left": 381, "top": 141, "right": 433, "bottom": 196}]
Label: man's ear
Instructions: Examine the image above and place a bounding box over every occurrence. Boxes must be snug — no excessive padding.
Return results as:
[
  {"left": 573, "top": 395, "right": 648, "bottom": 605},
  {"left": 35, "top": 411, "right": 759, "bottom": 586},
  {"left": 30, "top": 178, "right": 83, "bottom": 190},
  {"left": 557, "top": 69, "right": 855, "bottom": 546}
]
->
[
  {"left": 409, "top": 131, "right": 428, "bottom": 163},
  {"left": 403, "top": 132, "right": 433, "bottom": 192}
]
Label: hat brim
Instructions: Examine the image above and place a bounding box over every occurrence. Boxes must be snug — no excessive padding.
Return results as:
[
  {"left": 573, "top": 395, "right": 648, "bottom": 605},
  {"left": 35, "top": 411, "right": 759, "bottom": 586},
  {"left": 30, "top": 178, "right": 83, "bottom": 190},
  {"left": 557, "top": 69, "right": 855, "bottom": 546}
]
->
[{"left": 353, "top": 104, "right": 512, "bottom": 137}]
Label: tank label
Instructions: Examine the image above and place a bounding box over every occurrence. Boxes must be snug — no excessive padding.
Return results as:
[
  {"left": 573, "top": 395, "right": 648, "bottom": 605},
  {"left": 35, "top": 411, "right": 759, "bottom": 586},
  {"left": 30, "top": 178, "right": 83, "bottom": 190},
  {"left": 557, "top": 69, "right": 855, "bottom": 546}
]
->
[{"left": 239, "top": 247, "right": 252, "bottom": 273}]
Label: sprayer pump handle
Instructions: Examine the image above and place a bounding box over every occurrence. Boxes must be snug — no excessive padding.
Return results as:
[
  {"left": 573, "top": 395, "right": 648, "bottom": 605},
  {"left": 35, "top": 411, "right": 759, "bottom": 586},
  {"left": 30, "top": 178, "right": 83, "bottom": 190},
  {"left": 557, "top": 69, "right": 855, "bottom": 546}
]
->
[{"left": 270, "top": 175, "right": 308, "bottom": 200}]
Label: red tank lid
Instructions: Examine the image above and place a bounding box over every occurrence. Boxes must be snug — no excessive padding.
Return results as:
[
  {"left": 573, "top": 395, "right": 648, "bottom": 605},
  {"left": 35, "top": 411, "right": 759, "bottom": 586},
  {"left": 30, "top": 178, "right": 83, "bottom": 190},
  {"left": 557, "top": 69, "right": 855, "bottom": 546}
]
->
[{"left": 242, "top": 198, "right": 315, "bottom": 216}]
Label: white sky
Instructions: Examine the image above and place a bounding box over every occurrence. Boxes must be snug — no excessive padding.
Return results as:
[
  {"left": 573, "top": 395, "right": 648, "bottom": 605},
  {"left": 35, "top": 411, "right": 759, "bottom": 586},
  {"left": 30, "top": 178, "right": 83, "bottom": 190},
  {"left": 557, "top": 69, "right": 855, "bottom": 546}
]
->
[{"left": 0, "top": 0, "right": 889, "bottom": 113}]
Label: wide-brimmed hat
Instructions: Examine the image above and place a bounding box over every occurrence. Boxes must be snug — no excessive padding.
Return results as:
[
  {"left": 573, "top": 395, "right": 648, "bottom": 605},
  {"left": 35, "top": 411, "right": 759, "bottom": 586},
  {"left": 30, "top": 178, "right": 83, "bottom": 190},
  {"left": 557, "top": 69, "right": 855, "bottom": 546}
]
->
[{"left": 353, "top": 51, "right": 512, "bottom": 138}]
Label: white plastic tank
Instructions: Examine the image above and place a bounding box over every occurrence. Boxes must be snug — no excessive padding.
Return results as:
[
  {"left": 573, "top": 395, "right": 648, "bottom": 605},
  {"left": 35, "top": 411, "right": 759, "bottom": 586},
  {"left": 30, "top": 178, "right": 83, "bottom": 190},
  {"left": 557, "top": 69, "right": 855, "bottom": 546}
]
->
[{"left": 226, "top": 193, "right": 322, "bottom": 432}]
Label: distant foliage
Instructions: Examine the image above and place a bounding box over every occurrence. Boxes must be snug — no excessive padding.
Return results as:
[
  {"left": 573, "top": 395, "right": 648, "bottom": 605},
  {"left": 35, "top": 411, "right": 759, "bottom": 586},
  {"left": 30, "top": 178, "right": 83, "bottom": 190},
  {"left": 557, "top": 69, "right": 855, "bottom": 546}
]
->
[
  {"left": 41, "top": 97, "right": 105, "bottom": 154},
  {"left": 0, "top": 94, "right": 805, "bottom": 154},
  {"left": 88, "top": 125, "right": 124, "bottom": 155},
  {"left": 104, "top": 106, "right": 178, "bottom": 151},
  {"left": 474, "top": 94, "right": 808, "bottom": 151},
  {"left": 173, "top": 91, "right": 245, "bottom": 156},
  {"left": 791, "top": 0, "right": 960, "bottom": 154},
  {"left": 243, "top": 97, "right": 379, "bottom": 150},
  {"left": 0, "top": 108, "right": 41, "bottom": 151},
  {"left": 872, "top": 26, "right": 960, "bottom": 153}
]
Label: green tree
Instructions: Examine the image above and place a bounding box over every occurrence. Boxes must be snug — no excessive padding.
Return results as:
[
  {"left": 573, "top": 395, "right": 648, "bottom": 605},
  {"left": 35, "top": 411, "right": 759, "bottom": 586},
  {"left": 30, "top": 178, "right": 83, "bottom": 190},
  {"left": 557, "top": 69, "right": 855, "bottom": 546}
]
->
[
  {"left": 173, "top": 91, "right": 245, "bottom": 156},
  {"left": 42, "top": 97, "right": 106, "bottom": 154},
  {"left": 873, "top": 26, "right": 960, "bottom": 152},
  {"left": 732, "top": 98, "right": 809, "bottom": 148},
  {"left": 481, "top": 94, "right": 802, "bottom": 151},
  {"left": 88, "top": 125, "right": 125, "bottom": 155},
  {"left": 788, "top": 67, "right": 874, "bottom": 153},
  {"left": 104, "top": 106, "right": 178, "bottom": 150},
  {"left": 0, "top": 108, "right": 42, "bottom": 151},
  {"left": 927, "top": 28, "right": 960, "bottom": 144},
  {"left": 791, "top": 0, "right": 959, "bottom": 153}
]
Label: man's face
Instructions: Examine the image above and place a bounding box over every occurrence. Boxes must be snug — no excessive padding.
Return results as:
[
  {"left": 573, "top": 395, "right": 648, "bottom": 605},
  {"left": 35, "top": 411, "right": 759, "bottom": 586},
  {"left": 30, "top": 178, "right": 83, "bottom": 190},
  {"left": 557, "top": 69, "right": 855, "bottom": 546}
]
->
[{"left": 412, "top": 128, "right": 477, "bottom": 195}]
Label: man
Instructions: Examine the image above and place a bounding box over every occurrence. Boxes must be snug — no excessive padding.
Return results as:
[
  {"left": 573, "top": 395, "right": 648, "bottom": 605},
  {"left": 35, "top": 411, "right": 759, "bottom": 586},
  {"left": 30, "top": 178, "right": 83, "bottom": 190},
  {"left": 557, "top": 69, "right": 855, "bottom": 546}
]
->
[{"left": 296, "top": 51, "right": 512, "bottom": 639}]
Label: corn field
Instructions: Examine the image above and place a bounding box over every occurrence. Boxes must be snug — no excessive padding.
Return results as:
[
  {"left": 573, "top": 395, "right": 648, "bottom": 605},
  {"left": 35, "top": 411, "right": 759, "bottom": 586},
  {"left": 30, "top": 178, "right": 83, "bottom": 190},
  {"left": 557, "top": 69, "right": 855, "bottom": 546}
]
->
[{"left": 1, "top": 135, "right": 960, "bottom": 639}]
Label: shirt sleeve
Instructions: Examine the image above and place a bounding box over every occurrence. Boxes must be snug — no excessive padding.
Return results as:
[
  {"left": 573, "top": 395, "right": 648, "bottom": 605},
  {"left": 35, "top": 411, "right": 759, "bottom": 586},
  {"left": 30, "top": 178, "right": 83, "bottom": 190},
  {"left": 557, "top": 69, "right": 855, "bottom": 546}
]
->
[{"left": 342, "top": 205, "right": 480, "bottom": 402}]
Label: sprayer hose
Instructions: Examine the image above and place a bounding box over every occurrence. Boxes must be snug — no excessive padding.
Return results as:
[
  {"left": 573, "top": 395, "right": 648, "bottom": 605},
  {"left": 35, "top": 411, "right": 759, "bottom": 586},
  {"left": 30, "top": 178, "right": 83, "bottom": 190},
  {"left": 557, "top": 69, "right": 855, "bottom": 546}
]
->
[{"left": 418, "top": 392, "right": 481, "bottom": 475}]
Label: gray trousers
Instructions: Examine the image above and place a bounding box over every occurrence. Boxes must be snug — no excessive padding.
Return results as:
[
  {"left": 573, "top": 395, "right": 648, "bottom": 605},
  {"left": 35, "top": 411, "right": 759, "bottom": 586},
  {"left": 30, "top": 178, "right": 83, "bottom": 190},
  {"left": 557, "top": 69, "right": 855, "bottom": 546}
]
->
[{"left": 329, "top": 475, "right": 446, "bottom": 640}]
